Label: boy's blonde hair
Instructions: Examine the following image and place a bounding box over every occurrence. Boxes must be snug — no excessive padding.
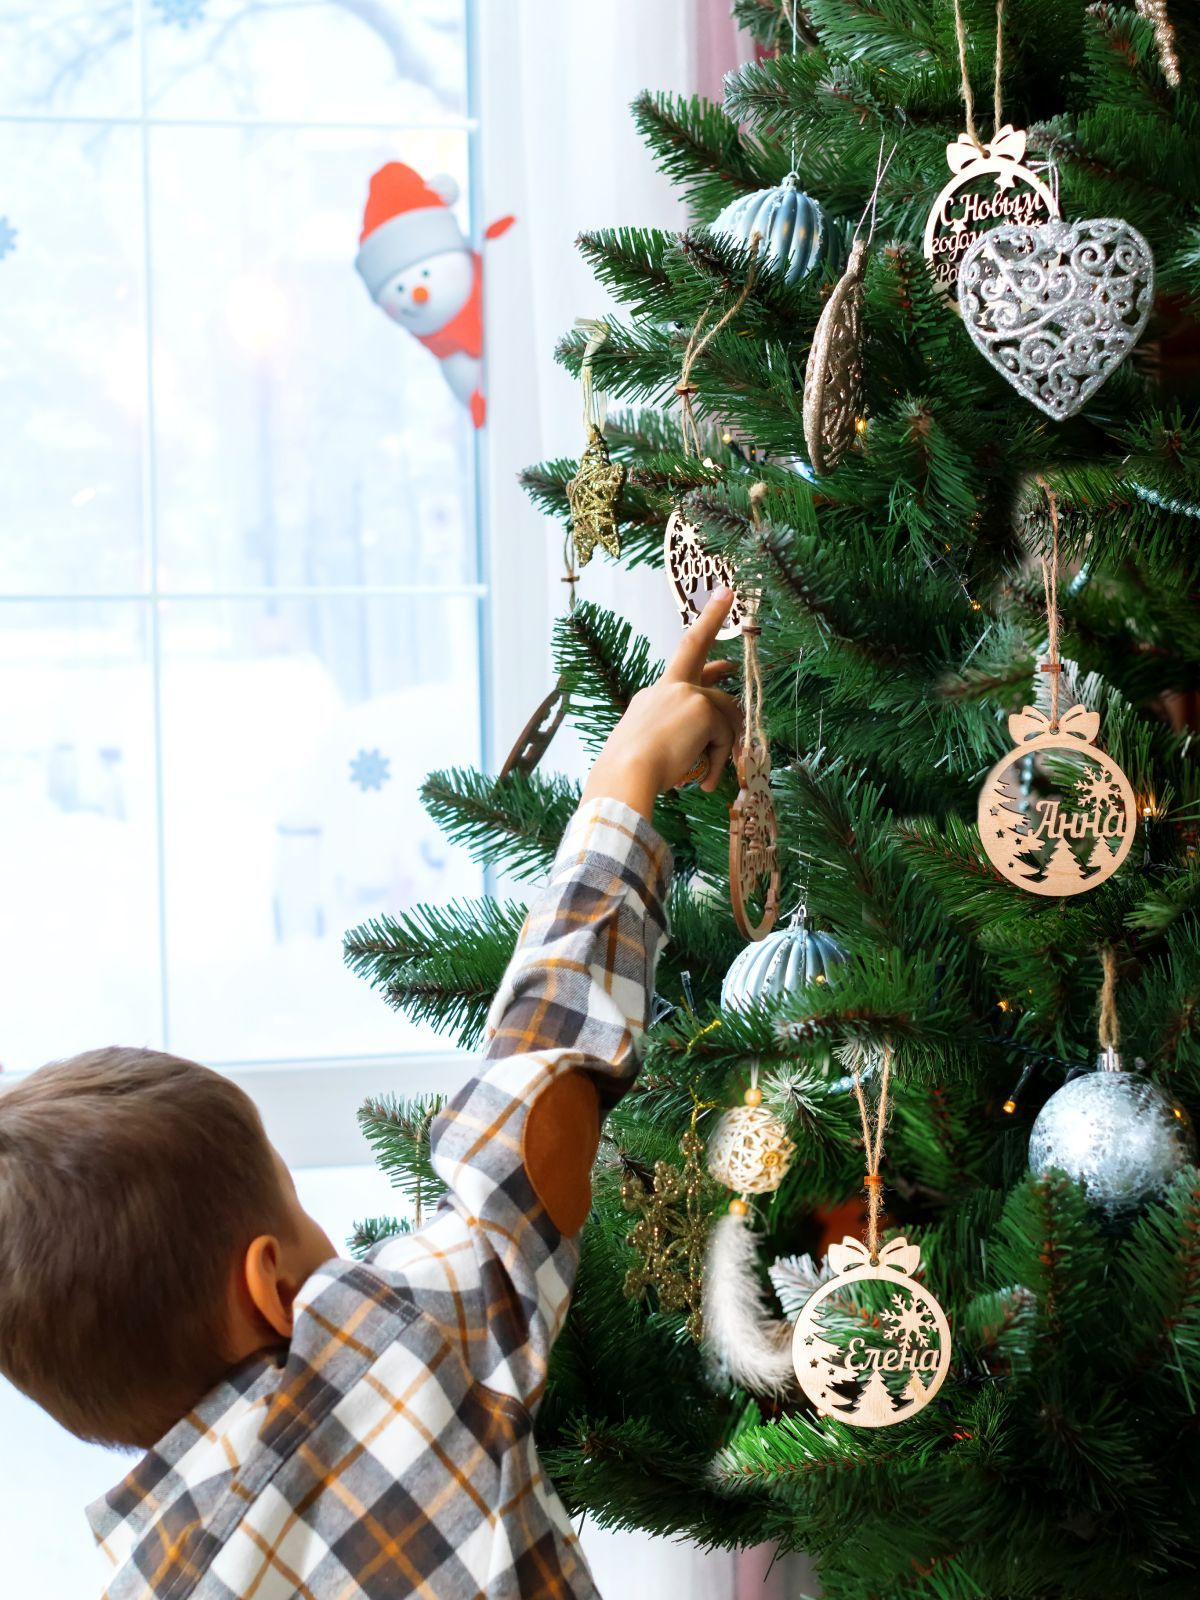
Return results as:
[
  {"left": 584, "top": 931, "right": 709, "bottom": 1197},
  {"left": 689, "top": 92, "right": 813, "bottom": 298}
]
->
[{"left": 0, "top": 1048, "right": 288, "bottom": 1448}]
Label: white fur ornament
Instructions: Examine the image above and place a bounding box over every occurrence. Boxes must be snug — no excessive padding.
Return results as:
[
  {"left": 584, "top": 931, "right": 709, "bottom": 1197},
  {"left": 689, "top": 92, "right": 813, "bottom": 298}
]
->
[
  {"left": 702, "top": 1210, "right": 795, "bottom": 1395},
  {"left": 702, "top": 1067, "right": 801, "bottom": 1397}
]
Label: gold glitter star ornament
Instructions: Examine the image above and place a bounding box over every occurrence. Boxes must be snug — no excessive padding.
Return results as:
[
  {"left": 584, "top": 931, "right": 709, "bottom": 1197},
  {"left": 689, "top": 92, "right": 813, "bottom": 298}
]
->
[{"left": 566, "top": 426, "right": 624, "bottom": 567}]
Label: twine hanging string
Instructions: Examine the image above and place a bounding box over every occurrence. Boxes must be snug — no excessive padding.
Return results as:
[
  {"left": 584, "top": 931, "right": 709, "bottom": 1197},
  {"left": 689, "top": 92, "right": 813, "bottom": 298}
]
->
[
  {"left": 736, "top": 482, "right": 771, "bottom": 765},
  {"left": 852, "top": 136, "right": 900, "bottom": 249},
  {"left": 1098, "top": 945, "right": 1121, "bottom": 1062},
  {"left": 560, "top": 526, "right": 578, "bottom": 611},
  {"left": 676, "top": 240, "right": 761, "bottom": 460},
  {"left": 1036, "top": 475, "right": 1063, "bottom": 732},
  {"left": 850, "top": 1042, "right": 894, "bottom": 1262},
  {"left": 952, "top": 0, "right": 1007, "bottom": 152}
]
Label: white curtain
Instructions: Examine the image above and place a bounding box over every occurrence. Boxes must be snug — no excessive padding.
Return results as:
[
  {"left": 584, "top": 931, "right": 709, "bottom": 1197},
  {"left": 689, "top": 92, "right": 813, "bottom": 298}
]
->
[
  {"left": 477, "top": 4, "right": 819, "bottom": 1595},
  {"left": 478, "top": 0, "right": 744, "bottom": 780}
]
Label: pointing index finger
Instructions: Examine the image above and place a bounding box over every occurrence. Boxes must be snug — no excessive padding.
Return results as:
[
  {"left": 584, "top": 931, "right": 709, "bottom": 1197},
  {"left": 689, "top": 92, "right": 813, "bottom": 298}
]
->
[{"left": 666, "top": 587, "right": 735, "bottom": 682}]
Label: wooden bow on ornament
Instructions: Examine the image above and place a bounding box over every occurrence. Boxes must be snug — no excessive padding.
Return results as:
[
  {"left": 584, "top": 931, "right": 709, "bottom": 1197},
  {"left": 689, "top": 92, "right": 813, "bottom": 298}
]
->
[
  {"left": 1008, "top": 703, "right": 1100, "bottom": 745},
  {"left": 946, "top": 123, "right": 1028, "bottom": 172},
  {"left": 827, "top": 1235, "right": 922, "bottom": 1276}
]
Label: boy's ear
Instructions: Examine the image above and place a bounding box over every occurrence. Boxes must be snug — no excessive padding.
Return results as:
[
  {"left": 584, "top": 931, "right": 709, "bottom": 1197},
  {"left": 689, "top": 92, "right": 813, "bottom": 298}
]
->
[{"left": 243, "top": 1235, "right": 295, "bottom": 1339}]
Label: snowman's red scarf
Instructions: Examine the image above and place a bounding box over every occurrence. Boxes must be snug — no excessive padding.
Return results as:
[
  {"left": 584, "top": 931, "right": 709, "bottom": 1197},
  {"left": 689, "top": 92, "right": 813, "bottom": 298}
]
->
[{"left": 415, "top": 253, "right": 483, "bottom": 361}]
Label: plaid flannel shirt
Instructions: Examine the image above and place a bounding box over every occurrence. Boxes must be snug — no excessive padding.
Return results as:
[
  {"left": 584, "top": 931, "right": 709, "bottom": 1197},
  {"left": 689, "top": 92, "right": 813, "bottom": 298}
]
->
[{"left": 87, "top": 797, "right": 672, "bottom": 1600}]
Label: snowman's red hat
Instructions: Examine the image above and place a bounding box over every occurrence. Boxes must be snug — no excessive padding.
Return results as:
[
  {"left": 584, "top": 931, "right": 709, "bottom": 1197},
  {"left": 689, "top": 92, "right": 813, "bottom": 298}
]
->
[{"left": 354, "top": 162, "right": 467, "bottom": 302}]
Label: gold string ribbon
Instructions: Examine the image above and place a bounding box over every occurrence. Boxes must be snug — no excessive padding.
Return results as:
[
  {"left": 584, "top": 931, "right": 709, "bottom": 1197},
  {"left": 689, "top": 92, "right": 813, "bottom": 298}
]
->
[
  {"left": 850, "top": 1042, "right": 893, "bottom": 1262},
  {"left": 952, "top": 0, "right": 1007, "bottom": 152},
  {"left": 1036, "top": 474, "right": 1062, "bottom": 733},
  {"left": 676, "top": 241, "right": 761, "bottom": 459},
  {"left": 1135, "top": 0, "right": 1181, "bottom": 89}
]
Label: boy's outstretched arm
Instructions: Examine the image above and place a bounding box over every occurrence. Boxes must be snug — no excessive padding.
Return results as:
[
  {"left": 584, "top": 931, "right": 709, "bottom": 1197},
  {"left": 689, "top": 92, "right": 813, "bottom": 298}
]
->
[{"left": 367, "top": 589, "right": 740, "bottom": 1409}]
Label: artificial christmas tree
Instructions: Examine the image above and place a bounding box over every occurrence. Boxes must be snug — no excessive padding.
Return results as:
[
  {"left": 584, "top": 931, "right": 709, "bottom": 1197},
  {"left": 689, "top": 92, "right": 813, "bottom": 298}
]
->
[{"left": 346, "top": 4, "right": 1200, "bottom": 1595}]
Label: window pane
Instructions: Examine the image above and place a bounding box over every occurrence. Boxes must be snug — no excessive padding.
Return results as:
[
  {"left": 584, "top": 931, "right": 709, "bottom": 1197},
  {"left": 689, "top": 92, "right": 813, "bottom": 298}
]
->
[
  {"left": 158, "top": 594, "right": 482, "bottom": 1062},
  {"left": 149, "top": 125, "right": 477, "bottom": 592},
  {"left": 0, "top": 603, "right": 162, "bottom": 1072},
  {"left": 0, "top": 2, "right": 137, "bottom": 117},
  {"left": 0, "top": 124, "right": 146, "bottom": 594},
  {"left": 0, "top": 1379, "right": 122, "bottom": 1599},
  {"left": 294, "top": 1163, "right": 412, "bottom": 1252},
  {"left": 145, "top": 0, "right": 468, "bottom": 123}
]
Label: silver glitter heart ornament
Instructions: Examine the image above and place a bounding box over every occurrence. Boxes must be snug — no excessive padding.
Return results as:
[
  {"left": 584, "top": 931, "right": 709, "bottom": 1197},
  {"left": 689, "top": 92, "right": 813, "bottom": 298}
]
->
[{"left": 958, "top": 217, "right": 1154, "bottom": 419}]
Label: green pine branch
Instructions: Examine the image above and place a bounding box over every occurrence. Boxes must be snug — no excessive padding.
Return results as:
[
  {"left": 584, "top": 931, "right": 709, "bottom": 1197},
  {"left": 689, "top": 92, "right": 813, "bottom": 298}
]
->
[
  {"left": 420, "top": 766, "right": 579, "bottom": 882},
  {"left": 357, "top": 1092, "right": 447, "bottom": 1211},
  {"left": 343, "top": 897, "right": 528, "bottom": 1049}
]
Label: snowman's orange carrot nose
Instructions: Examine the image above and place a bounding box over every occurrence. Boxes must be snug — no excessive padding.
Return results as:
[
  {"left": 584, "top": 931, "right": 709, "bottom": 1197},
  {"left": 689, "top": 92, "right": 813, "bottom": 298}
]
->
[{"left": 412, "top": 285, "right": 430, "bottom": 305}]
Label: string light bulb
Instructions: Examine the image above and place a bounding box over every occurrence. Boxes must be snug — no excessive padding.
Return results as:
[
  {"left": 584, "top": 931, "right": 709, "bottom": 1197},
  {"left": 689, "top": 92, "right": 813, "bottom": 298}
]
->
[{"left": 1001, "top": 1062, "right": 1035, "bottom": 1117}]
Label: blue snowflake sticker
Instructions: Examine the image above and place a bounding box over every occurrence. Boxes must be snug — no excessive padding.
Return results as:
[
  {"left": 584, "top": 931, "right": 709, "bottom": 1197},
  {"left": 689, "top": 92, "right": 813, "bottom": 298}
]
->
[
  {"left": 349, "top": 748, "right": 391, "bottom": 792},
  {"left": 152, "top": 0, "right": 207, "bottom": 27},
  {"left": 0, "top": 217, "right": 17, "bottom": 261}
]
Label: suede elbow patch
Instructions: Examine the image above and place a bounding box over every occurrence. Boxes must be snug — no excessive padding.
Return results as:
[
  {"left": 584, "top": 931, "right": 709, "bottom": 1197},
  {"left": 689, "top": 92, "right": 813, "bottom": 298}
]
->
[{"left": 523, "top": 1071, "right": 601, "bottom": 1237}]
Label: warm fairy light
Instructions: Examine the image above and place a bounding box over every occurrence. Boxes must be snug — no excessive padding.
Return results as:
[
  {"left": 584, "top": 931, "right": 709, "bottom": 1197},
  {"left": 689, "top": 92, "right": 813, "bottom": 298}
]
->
[
  {"left": 1174, "top": 1107, "right": 1185, "bottom": 1120},
  {"left": 970, "top": 600, "right": 982, "bottom": 611},
  {"left": 854, "top": 416, "right": 868, "bottom": 434},
  {"left": 722, "top": 429, "right": 733, "bottom": 443},
  {"left": 814, "top": 973, "right": 827, "bottom": 984},
  {"left": 998, "top": 998, "right": 1012, "bottom": 1012},
  {"left": 1002, "top": 1098, "right": 1017, "bottom": 1114}
]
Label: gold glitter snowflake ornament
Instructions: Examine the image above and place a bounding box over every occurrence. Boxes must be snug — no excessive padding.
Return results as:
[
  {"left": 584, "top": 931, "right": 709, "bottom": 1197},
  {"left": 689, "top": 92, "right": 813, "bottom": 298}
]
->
[{"left": 622, "top": 1124, "right": 711, "bottom": 1340}]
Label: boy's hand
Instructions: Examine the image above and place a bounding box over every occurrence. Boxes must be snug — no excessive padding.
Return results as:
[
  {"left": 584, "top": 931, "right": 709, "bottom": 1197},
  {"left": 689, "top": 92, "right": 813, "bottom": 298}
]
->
[{"left": 580, "top": 588, "right": 742, "bottom": 823}]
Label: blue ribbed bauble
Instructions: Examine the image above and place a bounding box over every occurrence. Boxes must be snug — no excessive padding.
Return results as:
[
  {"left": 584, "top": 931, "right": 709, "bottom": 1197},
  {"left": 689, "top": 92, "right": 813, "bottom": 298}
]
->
[
  {"left": 710, "top": 173, "right": 838, "bottom": 287},
  {"left": 721, "top": 920, "right": 846, "bottom": 1013}
]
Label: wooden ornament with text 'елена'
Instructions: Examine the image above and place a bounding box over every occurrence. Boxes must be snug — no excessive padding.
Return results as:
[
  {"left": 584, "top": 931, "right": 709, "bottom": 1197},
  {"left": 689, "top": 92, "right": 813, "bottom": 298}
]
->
[{"left": 791, "top": 1236, "right": 951, "bottom": 1428}]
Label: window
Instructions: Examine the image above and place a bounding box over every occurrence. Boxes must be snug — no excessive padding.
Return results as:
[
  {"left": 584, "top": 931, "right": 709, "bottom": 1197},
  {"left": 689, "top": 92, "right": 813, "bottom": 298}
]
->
[
  {"left": 0, "top": 0, "right": 485, "bottom": 1076},
  {"left": 1, "top": 4, "right": 483, "bottom": 1591}
]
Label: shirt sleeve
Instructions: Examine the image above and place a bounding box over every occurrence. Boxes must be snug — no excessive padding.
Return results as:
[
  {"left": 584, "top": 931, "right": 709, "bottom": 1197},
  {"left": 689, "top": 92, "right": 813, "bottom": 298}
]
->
[{"left": 368, "top": 796, "right": 672, "bottom": 1410}]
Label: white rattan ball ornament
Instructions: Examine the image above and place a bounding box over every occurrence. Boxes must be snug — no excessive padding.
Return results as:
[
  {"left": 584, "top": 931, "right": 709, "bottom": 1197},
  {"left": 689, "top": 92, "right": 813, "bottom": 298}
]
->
[{"left": 708, "top": 1077, "right": 796, "bottom": 1198}]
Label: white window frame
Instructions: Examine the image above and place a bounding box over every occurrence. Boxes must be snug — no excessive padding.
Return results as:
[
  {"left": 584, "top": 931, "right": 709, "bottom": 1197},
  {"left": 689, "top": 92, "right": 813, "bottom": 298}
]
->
[{"left": 0, "top": 0, "right": 537, "bottom": 1169}]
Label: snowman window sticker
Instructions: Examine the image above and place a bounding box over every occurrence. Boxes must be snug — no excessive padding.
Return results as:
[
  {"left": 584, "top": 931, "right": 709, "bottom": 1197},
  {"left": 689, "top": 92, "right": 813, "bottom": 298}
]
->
[{"left": 354, "top": 162, "right": 514, "bottom": 428}]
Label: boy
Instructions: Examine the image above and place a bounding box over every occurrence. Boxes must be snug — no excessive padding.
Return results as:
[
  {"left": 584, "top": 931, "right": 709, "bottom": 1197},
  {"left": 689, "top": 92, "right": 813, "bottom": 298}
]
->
[{"left": 0, "top": 590, "right": 739, "bottom": 1600}]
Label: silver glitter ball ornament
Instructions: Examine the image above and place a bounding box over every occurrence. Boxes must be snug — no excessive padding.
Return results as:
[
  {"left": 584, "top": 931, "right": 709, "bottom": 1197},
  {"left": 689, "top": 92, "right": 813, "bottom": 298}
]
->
[
  {"left": 721, "top": 918, "right": 845, "bottom": 1013},
  {"left": 1028, "top": 1053, "right": 1195, "bottom": 1223},
  {"left": 710, "top": 173, "right": 841, "bottom": 287}
]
